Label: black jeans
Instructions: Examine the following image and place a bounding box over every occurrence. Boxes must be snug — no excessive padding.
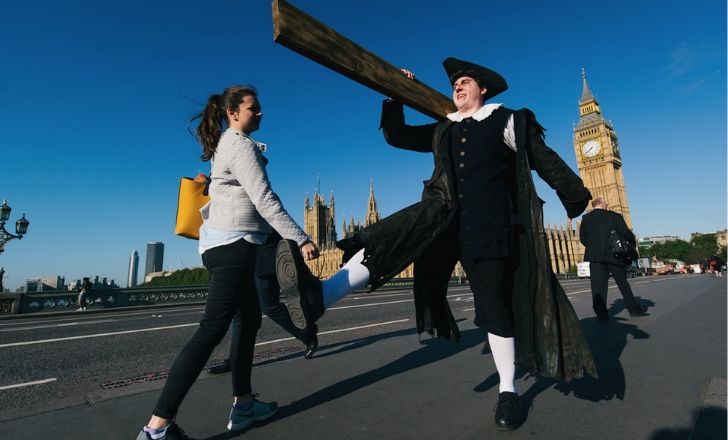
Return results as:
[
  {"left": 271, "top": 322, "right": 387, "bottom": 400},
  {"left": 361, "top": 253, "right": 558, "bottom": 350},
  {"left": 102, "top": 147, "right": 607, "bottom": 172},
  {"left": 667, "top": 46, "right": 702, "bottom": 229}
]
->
[
  {"left": 153, "top": 239, "right": 261, "bottom": 419},
  {"left": 589, "top": 261, "right": 641, "bottom": 317}
]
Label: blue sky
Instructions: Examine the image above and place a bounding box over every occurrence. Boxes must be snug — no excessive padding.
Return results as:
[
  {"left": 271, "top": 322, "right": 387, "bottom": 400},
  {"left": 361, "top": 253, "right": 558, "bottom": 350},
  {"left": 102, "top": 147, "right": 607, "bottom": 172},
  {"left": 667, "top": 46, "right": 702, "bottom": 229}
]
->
[{"left": 1, "top": 0, "right": 725, "bottom": 291}]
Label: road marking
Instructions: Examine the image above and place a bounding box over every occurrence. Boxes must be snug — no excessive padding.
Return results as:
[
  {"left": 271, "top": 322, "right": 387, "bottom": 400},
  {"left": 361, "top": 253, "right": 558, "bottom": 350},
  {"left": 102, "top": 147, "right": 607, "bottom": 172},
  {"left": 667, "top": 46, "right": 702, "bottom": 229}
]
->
[
  {"left": 255, "top": 319, "right": 410, "bottom": 346},
  {"left": 0, "top": 307, "right": 205, "bottom": 327},
  {"left": 328, "top": 299, "right": 413, "bottom": 311},
  {"left": 0, "top": 319, "right": 117, "bottom": 332},
  {"left": 0, "top": 378, "right": 57, "bottom": 391},
  {"left": 0, "top": 323, "right": 200, "bottom": 348},
  {"left": 329, "top": 291, "right": 476, "bottom": 311}
]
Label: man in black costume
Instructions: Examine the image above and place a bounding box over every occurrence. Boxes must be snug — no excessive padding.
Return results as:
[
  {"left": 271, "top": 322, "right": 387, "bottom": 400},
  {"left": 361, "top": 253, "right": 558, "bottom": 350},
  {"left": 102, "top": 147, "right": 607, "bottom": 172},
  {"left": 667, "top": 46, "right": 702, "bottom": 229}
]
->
[{"left": 277, "top": 58, "right": 596, "bottom": 431}]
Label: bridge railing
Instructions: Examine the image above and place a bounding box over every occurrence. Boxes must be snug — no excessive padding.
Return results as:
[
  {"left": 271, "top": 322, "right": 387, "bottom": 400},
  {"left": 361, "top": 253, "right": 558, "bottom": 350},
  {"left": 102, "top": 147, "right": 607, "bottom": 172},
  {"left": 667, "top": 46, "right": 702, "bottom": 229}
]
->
[{"left": 0, "top": 277, "right": 469, "bottom": 315}]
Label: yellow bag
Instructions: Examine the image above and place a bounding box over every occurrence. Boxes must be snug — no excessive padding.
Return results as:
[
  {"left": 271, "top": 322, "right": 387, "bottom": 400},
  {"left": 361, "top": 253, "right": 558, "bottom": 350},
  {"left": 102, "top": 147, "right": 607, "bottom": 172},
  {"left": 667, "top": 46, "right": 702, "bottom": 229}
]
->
[{"left": 175, "top": 175, "right": 210, "bottom": 240}]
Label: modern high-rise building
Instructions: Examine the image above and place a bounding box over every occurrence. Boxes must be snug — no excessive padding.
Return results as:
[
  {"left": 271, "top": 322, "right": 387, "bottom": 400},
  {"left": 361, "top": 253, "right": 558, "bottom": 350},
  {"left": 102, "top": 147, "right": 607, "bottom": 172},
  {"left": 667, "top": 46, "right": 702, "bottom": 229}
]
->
[
  {"left": 128, "top": 249, "right": 139, "bottom": 287},
  {"left": 144, "top": 242, "right": 164, "bottom": 278}
]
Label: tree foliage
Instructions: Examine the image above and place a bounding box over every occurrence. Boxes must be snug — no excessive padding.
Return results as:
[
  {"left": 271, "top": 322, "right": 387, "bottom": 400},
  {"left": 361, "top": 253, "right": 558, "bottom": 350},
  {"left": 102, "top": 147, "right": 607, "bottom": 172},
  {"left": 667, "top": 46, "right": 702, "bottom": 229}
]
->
[
  {"left": 641, "top": 234, "right": 721, "bottom": 264},
  {"left": 643, "top": 239, "right": 693, "bottom": 262},
  {"left": 140, "top": 268, "right": 209, "bottom": 287}
]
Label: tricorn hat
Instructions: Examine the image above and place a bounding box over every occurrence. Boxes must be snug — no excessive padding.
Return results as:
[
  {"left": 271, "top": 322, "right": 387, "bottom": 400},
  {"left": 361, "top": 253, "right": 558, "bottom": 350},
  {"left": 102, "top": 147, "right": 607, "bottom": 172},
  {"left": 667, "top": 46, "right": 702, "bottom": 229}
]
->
[{"left": 443, "top": 57, "right": 508, "bottom": 101}]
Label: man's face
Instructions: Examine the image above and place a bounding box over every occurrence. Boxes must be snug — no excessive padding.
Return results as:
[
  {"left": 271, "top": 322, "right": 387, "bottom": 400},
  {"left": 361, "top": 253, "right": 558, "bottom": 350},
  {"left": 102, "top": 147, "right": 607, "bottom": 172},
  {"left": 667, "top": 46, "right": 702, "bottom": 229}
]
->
[{"left": 452, "top": 76, "right": 487, "bottom": 112}]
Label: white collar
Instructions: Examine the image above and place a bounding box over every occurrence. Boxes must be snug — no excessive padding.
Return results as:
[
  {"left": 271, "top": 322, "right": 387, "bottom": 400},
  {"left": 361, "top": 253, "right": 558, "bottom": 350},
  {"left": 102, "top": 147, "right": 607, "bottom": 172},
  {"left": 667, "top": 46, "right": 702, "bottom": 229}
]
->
[{"left": 446, "top": 103, "right": 503, "bottom": 122}]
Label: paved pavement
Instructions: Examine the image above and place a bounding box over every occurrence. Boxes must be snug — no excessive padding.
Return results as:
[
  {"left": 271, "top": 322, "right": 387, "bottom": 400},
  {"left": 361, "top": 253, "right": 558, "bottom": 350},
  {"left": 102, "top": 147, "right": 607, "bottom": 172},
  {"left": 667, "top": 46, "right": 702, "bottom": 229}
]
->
[{"left": 1, "top": 275, "right": 725, "bottom": 440}]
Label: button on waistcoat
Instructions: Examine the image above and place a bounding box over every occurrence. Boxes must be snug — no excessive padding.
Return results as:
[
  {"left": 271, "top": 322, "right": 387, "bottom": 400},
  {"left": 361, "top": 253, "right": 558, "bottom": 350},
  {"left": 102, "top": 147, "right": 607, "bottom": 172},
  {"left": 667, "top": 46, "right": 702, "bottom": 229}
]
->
[{"left": 447, "top": 107, "right": 516, "bottom": 259}]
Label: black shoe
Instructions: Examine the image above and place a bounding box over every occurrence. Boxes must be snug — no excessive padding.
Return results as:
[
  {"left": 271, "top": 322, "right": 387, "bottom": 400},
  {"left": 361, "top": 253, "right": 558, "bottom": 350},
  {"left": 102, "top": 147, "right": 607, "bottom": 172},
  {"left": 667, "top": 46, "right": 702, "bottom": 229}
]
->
[
  {"left": 304, "top": 334, "right": 318, "bottom": 359},
  {"left": 276, "top": 239, "right": 325, "bottom": 331},
  {"left": 629, "top": 305, "right": 648, "bottom": 317},
  {"left": 209, "top": 359, "right": 231, "bottom": 375},
  {"left": 494, "top": 392, "right": 524, "bottom": 431}
]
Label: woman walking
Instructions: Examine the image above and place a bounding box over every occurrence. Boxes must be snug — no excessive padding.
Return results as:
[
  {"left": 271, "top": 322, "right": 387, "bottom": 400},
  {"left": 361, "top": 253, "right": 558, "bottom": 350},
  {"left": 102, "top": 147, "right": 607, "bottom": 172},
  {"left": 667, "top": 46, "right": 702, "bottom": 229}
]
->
[{"left": 137, "top": 85, "right": 317, "bottom": 440}]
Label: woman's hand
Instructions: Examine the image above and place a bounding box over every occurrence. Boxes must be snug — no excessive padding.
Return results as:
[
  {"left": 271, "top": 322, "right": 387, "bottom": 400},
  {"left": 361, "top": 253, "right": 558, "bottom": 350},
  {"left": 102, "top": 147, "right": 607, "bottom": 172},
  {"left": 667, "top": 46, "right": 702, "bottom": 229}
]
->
[{"left": 300, "top": 241, "right": 320, "bottom": 260}]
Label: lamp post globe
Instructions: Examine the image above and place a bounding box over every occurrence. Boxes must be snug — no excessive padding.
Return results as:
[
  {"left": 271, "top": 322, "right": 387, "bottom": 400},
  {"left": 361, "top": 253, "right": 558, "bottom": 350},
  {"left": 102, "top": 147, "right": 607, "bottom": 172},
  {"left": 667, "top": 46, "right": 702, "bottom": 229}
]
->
[
  {"left": 0, "top": 200, "right": 10, "bottom": 222},
  {"left": 0, "top": 199, "right": 30, "bottom": 254},
  {"left": 16, "top": 214, "right": 29, "bottom": 235}
]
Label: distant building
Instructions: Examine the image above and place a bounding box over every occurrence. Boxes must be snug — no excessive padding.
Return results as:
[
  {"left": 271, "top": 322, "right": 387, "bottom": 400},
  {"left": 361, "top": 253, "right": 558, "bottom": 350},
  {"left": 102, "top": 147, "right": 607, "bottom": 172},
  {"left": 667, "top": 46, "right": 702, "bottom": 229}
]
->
[
  {"left": 144, "top": 242, "right": 164, "bottom": 278},
  {"left": 718, "top": 230, "right": 727, "bottom": 248},
  {"left": 144, "top": 269, "right": 177, "bottom": 283},
  {"left": 638, "top": 235, "right": 681, "bottom": 249},
  {"left": 128, "top": 249, "right": 139, "bottom": 287},
  {"left": 25, "top": 275, "right": 65, "bottom": 292},
  {"left": 68, "top": 276, "right": 118, "bottom": 290}
]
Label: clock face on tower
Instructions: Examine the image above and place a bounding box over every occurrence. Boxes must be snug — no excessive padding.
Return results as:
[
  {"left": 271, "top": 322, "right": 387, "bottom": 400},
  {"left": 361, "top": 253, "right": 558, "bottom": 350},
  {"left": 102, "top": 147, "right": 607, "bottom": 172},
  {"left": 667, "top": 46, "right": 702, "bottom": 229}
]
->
[{"left": 582, "top": 139, "right": 601, "bottom": 157}]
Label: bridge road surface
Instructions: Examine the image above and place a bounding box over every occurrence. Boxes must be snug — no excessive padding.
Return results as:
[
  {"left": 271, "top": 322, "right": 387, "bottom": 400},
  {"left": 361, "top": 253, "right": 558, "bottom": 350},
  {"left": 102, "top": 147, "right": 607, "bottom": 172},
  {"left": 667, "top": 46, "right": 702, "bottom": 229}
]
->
[{"left": 0, "top": 275, "right": 725, "bottom": 439}]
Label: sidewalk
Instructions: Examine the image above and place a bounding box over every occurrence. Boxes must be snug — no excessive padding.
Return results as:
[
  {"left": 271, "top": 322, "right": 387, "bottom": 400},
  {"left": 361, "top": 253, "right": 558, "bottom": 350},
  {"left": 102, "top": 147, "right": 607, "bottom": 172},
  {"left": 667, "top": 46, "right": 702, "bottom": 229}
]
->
[{"left": 2, "top": 280, "right": 726, "bottom": 440}]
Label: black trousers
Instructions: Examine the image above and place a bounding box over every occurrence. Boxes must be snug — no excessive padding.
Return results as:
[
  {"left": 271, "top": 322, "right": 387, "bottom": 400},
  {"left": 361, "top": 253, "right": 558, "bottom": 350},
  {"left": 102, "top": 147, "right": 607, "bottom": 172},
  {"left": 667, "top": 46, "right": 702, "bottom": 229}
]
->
[
  {"left": 415, "top": 225, "right": 516, "bottom": 338},
  {"left": 589, "top": 261, "right": 641, "bottom": 317},
  {"left": 153, "top": 238, "right": 261, "bottom": 419},
  {"left": 462, "top": 257, "right": 515, "bottom": 337}
]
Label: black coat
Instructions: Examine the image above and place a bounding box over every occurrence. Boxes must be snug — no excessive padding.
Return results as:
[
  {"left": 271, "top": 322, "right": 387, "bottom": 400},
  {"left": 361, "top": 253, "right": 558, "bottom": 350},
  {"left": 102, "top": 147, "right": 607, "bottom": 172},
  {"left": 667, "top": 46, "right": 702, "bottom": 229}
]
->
[
  {"left": 338, "top": 100, "right": 596, "bottom": 382},
  {"left": 580, "top": 209, "right": 635, "bottom": 265}
]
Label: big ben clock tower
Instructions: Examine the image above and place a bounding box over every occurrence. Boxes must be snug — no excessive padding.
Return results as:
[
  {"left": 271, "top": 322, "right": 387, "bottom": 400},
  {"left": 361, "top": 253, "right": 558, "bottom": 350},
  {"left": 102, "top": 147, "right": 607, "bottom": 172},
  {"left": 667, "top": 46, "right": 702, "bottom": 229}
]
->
[{"left": 573, "top": 68, "right": 632, "bottom": 229}]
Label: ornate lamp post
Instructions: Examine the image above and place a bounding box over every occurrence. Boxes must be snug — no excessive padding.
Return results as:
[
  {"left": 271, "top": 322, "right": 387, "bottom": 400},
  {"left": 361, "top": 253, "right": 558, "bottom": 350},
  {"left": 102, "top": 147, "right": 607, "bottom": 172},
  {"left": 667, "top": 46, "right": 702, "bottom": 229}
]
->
[{"left": 0, "top": 199, "right": 30, "bottom": 254}]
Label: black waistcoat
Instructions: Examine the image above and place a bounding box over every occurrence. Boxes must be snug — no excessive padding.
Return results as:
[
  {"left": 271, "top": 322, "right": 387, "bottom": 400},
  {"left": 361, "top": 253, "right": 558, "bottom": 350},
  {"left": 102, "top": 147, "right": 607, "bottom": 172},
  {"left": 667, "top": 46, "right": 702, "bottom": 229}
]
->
[{"left": 447, "top": 107, "right": 516, "bottom": 259}]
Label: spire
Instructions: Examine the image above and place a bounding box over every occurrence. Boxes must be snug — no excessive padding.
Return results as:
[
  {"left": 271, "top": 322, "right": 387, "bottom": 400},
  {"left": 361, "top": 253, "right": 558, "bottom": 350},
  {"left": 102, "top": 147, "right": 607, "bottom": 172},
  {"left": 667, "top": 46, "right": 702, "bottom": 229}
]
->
[
  {"left": 304, "top": 192, "right": 310, "bottom": 209},
  {"left": 365, "top": 178, "right": 381, "bottom": 226},
  {"left": 580, "top": 67, "right": 595, "bottom": 103},
  {"left": 316, "top": 173, "right": 321, "bottom": 196},
  {"left": 329, "top": 191, "right": 335, "bottom": 220}
]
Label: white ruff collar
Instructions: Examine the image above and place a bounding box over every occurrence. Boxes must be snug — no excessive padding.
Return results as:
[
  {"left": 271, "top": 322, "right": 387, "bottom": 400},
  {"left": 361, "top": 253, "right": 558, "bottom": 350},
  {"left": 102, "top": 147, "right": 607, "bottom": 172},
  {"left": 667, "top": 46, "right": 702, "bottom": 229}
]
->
[{"left": 446, "top": 103, "right": 503, "bottom": 122}]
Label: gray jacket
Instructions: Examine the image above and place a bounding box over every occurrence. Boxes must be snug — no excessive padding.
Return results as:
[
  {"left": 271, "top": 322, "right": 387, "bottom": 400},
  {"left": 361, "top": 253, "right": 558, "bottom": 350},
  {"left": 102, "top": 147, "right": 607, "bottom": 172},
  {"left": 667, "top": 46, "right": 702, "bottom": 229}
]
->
[{"left": 200, "top": 129, "right": 309, "bottom": 245}]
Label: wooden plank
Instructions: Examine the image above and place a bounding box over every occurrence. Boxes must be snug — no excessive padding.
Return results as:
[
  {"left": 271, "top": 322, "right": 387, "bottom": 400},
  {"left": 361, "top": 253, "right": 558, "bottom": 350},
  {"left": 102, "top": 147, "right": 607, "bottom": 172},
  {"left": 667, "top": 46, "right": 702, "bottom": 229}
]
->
[{"left": 272, "top": 0, "right": 455, "bottom": 121}]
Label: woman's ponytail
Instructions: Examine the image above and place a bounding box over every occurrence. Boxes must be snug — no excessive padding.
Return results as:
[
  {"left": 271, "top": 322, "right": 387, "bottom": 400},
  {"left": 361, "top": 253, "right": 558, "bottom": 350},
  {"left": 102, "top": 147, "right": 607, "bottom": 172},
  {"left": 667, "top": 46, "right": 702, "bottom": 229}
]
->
[{"left": 190, "top": 86, "right": 257, "bottom": 162}]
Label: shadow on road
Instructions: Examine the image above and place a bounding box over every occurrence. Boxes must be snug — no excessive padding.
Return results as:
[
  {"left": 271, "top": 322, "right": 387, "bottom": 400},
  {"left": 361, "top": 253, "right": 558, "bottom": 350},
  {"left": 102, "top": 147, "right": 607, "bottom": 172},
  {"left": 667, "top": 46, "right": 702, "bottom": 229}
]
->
[
  {"left": 205, "top": 322, "right": 485, "bottom": 440},
  {"left": 649, "top": 405, "right": 727, "bottom": 440},
  {"left": 280, "top": 327, "right": 482, "bottom": 414},
  {"left": 473, "top": 311, "right": 652, "bottom": 409},
  {"left": 607, "top": 296, "right": 656, "bottom": 316}
]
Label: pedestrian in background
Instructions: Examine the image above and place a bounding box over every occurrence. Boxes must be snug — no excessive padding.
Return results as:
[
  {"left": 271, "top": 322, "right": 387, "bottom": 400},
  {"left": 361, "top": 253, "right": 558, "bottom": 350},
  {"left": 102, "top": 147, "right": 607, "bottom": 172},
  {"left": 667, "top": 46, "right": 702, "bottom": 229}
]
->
[
  {"left": 579, "top": 197, "right": 647, "bottom": 320},
  {"left": 137, "top": 85, "right": 318, "bottom": 440},
  {"left": 76, "top": 277, "right": 91, "bottom": 312}
]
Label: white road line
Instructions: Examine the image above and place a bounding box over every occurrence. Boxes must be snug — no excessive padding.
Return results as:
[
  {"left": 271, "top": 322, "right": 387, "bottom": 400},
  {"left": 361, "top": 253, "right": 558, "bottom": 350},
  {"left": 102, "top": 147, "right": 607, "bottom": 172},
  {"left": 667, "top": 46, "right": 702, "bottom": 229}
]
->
[
  {"left": 0, "top": 319, "right": 118, "bottom": 332},
  {"left": 255, "top": 319, "right": 410, "bottom": 346},
  {"left": 0, "top": 307, "right": 205, "bottom": 327},
  {"left": 0, "top": 378, "right": 57, "bottom": 391},
  {"left": 0, "top": 323, "right": 199, "bottom": 348},
  {"left": 328, "top": 299, "right": 413, "bottom": 311},
  {"left": 328, "top": 291, "right": 475, "bottom": 311}
]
